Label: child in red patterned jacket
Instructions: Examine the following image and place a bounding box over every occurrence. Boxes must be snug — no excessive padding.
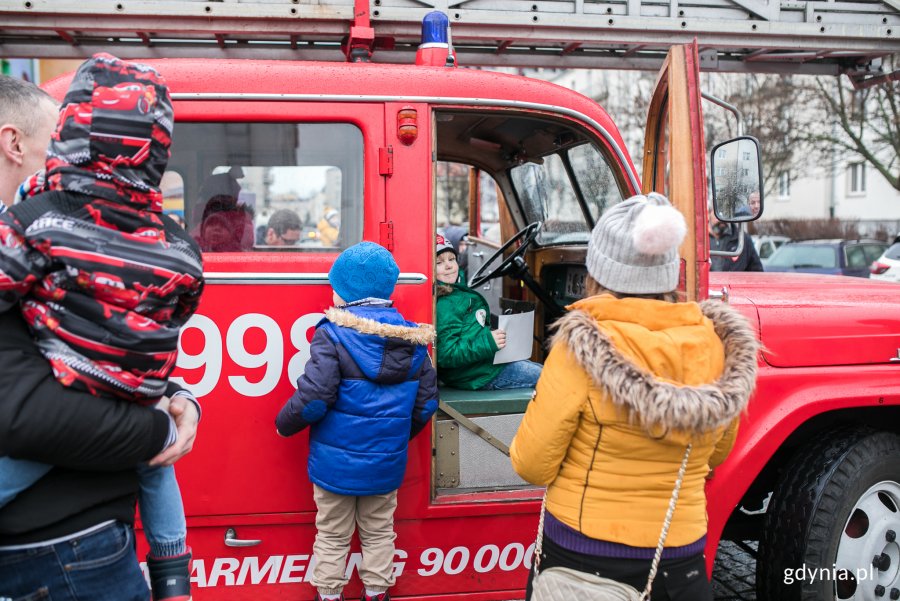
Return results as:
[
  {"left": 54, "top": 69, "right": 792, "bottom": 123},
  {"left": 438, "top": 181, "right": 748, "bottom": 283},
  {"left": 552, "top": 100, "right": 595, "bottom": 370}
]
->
[{"left": 0, "top": 53, "right": 203, "bottom": 601}]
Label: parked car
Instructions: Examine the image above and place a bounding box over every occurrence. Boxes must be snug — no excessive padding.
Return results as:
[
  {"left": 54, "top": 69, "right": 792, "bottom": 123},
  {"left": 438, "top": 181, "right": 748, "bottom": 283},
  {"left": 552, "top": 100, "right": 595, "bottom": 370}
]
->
[
  {"left": 751, "top": 235, "right": 791, "bottom": 265},
  {"left": 765, "top": 239, "right": 888, "bottom": 278},
  {"left": 870, "top": 235, "right": 900, "bottom": 283}
]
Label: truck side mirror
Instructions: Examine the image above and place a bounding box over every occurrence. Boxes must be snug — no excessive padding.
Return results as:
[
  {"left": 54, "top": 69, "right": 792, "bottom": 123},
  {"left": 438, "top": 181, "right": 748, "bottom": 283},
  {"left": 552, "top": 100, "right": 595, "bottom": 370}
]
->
[{"left": 709, "top": 135, "right": 763, "bottom": 222}]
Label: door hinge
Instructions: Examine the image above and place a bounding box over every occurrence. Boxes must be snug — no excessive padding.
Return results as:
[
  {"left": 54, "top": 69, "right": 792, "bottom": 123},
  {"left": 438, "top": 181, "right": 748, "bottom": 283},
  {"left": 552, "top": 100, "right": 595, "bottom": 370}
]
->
[
  {"left": 379, "top": 221, "right": 395, "bottom": 251},
  {"left": 379, "top": 146, "right": 394, "bottom": 175}
]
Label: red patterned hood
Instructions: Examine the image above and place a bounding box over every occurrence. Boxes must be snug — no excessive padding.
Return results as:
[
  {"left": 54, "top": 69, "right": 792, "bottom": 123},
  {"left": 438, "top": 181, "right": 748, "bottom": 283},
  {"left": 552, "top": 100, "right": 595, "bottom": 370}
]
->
[{"left": 43, "top": 52, "right": 173, "bottom": 211}]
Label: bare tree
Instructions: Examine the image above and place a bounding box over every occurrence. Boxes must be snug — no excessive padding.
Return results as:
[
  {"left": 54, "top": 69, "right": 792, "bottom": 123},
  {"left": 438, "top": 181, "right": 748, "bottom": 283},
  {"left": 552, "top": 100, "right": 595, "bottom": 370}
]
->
[
  {"left": 701, "top": 73, "right": 812, "bottom": 198},
  {"left": 800, "top": 56, "right": 899, "bottom": 192},
  {"left": 519, "top": 65, "right": 897, "bottom": 202},
  {"left": 598, "top": 71, "right": 811, "bottom": 199}
]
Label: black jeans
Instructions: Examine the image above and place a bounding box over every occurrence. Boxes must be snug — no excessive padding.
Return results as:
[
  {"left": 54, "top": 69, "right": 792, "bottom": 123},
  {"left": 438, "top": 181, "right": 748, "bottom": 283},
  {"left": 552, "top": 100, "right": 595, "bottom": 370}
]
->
[{"left": 526, "top": 536, "right": 713, "bottom": 601}]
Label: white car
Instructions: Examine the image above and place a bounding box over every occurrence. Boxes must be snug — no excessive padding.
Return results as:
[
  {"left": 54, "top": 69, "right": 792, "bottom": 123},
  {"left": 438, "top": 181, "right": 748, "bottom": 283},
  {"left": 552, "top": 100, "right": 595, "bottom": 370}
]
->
[
  {"left": 751, "top": 235, "right": 791, "bottom": 265},
  {"left": 870, "top": 236, "right": 900, "bottom": 283}
]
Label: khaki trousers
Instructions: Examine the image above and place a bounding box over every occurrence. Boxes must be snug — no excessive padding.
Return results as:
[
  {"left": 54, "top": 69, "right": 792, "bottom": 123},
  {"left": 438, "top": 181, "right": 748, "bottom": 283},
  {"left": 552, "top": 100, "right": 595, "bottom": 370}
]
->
[{"left": 311, "top": 484, "right": 399, "bottom": 595}]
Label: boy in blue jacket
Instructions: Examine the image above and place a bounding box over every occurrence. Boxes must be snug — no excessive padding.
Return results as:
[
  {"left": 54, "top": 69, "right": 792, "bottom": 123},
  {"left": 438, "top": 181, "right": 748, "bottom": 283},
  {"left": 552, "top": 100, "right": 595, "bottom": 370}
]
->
[{"left": 276, "top": 241, "right": 439, "bottom": 601}]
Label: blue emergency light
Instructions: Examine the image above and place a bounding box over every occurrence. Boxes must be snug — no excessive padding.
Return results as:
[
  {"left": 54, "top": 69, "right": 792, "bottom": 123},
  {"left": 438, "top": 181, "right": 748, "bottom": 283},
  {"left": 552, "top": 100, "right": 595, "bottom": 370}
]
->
[
  {"left": 416, "top": 11, "right": 456, "bottom": 66},
  {"left": 420, "top": 11, "right": 449, "bottom": 47}
]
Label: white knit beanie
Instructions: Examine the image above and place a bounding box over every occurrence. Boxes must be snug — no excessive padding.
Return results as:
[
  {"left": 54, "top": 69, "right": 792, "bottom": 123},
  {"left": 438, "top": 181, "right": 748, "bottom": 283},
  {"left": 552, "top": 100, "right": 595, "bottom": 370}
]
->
[{"left": 586, "top": 192, "right": 687, "bottom": 295}]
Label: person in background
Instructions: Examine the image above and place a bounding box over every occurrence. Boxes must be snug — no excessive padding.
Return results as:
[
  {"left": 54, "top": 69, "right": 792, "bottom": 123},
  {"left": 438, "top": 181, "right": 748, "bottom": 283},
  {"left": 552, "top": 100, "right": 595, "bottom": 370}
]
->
[
  {"left": 709, "top": 205, "right": 763, "bottom": 272},
  {"left": 435, "top": 234, "right": 542, "bottom": 390},
  {"left": 265, "top": 208, "right": 303, "bottom": 247},
  {"left": 0, "top": 75, "right": 58, "bottom": 210},
  {"left": 192, "top": 169, "right": 255, "bottom": 252},
  {"left": 511, "top": 193, "right": 759, "bottom": 601},
  {"left": 748, "top": 191, "right": 761, "bottom": 216},
  {"left": 318, "top": 207, "right": 341, "bottom": 246},
  {"left": 276, "top": 241, "right": 438, "bottom": 601},
  {"left": 0, "top": 53, "right": 204, "bottom": 601},
  {"left": 195, "top": 195, "right": 255, "bottom": 252}
]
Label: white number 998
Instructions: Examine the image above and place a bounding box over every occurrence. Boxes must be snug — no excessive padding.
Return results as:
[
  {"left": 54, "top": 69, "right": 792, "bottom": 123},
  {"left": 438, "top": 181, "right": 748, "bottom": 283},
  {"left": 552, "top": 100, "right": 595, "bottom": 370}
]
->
[{"left": 171, "top": 312, "right": 324, "bottom": 398}]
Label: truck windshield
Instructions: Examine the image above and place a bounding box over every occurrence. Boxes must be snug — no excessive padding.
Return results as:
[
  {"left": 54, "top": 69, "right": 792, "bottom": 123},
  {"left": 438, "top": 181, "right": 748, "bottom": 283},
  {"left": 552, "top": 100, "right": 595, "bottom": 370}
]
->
[{"left": 510, "top": 142, "right": 623, "bottom": 246}]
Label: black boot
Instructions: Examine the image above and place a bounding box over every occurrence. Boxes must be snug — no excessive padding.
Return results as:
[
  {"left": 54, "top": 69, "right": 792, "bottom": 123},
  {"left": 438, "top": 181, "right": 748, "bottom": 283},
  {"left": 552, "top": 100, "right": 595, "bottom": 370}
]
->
[{"left": 146, "top": 548, "right": 192, "bottom": 601}]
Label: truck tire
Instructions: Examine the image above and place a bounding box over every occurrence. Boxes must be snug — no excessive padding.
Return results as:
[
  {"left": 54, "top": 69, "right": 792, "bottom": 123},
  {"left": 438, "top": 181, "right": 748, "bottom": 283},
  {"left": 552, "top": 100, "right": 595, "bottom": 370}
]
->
[{"left": 757, "top": 429, "right": 900, "bottom": 601}]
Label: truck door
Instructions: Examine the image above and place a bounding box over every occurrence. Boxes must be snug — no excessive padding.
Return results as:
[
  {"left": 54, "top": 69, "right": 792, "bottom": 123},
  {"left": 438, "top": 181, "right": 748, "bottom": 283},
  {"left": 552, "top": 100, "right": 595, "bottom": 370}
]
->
[
  {"left": 163, "top": 99, "right": 391, "bottom": 596},
  {"left": 642, "top": 41, "right": 709, "bottom": 302}
]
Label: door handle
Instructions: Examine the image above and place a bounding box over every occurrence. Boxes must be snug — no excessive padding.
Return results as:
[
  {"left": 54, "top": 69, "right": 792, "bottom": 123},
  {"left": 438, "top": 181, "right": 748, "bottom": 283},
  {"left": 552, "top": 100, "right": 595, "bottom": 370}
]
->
[
  {"left": 224, "top": 527, "right": 262, "bottom": 547},
  {"left": 472, "top": 252, "right": 484, "bottom": 258}
]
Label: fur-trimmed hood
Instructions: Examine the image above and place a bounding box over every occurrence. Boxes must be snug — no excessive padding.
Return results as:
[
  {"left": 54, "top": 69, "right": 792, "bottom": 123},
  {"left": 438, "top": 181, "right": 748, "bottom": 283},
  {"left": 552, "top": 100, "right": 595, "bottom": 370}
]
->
[
  {"left": 322, "top": 306, "right": 434, "bottom": 384},
  {"left": 436, "top": 282, "right": 455, "bottom": 298},
  {"left": 551, "top": 298, "right": 759, "bottom": 436},
  {"left": 325, "top": 307, "right": 435, "bottom": 346}
]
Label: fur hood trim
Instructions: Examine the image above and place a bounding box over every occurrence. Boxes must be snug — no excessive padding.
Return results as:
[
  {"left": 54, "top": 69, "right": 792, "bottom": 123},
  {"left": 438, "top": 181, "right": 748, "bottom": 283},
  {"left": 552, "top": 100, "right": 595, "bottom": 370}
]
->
[
  {"left": 325, "top": 308, "right": 435, "bottom": 346},
  {"left": 550, "top": 300, "right": 759, "bottom": 435},
  {"left": 436, "top": 283, "right": 455, "bottom": 298}
]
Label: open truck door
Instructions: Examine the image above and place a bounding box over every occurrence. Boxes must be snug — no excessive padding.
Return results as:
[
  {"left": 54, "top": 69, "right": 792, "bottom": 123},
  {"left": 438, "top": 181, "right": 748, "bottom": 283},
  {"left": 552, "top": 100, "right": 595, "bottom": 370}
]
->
[{"left": 642, "top": 41, "right": 708, "bottom": 302}]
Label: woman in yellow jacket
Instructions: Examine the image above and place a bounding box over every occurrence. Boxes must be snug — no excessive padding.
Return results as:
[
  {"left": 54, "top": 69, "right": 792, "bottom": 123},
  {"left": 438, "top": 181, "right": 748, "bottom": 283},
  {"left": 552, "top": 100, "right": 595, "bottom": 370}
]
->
[{"left": 511, "top": 193, "right": 759, "bottom": 601}]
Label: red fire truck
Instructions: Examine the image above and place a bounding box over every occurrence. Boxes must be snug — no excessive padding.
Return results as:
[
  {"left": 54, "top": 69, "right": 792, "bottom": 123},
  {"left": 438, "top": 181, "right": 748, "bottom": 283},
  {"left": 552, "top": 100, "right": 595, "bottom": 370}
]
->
[{"left": 11, "top": 0, "right": 900, "bottom": 599}]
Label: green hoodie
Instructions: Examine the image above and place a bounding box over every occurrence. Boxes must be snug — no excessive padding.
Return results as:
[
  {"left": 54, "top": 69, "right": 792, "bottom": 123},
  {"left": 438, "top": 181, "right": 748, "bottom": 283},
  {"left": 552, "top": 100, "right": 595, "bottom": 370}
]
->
[{"left": 435, "top": 281, "right": 504, "bottom": 390}]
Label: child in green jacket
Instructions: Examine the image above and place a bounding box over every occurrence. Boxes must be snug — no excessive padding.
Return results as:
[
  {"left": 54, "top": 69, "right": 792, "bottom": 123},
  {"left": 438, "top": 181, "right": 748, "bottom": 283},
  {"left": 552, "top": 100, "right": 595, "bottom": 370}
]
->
[{"left": 435, "top": 234, "right": 542, "bottom": 390}]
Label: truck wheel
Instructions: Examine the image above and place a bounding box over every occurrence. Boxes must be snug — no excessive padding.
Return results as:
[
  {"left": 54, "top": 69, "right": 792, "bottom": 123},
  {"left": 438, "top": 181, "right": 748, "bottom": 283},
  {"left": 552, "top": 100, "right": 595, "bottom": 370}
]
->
[{"left": 757, "top": 430, "right": 900, "bottom": 601}]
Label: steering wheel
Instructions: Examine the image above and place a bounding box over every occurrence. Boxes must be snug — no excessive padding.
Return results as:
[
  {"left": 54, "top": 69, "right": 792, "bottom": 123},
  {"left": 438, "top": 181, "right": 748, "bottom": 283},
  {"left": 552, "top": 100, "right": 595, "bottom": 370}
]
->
[{"left": 469, "top": 221, "right": 542, "bottom": 288}]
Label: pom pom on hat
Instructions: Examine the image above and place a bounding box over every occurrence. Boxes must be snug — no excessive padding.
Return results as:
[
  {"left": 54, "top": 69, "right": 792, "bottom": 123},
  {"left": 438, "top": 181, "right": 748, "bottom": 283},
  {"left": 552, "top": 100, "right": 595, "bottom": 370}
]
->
[{"left": 632, "top": 194, "right": 687, "bottom": 255}]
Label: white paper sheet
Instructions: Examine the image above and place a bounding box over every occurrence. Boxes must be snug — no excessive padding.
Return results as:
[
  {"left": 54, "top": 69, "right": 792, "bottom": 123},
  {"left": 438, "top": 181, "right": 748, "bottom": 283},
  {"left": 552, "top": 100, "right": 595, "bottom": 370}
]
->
[{"left": 493, "top": 311, "right": 535, "bottom": 365}]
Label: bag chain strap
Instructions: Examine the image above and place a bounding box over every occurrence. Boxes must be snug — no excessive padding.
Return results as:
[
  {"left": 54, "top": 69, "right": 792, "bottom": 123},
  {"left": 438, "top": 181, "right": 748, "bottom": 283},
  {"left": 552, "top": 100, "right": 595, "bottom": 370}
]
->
[{"left": 532, "top": 444, "right": 693, "bottom": 601}]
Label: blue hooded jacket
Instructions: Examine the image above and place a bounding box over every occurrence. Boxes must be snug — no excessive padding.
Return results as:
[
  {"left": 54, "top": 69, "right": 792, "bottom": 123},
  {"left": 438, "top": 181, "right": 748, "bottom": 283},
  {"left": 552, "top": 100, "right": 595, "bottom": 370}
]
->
[{"left": 276, "top": 305, "right": 438, "bottom": 495}]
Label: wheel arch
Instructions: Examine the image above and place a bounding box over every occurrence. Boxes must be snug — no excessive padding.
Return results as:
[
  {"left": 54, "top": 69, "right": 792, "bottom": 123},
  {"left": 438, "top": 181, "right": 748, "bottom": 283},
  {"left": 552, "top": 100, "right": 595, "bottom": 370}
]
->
[{"left": 718, "top": 405, "right": 900, "bottom": 544}]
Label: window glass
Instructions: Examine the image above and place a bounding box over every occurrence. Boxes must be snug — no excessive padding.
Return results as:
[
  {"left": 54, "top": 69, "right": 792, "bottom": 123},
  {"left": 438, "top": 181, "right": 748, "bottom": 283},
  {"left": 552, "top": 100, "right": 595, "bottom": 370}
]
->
[
  {"left": 511, "top": 143, "right": 623, "bottom": 246},
  {"left": 436, "top": 161, "right": 470, "bottom": 228},
  {"left": 160, "top": 171, "right": 186, "bottom": 228},
  {"left": 435, "top": 163, "right": 502, "bottom": 244},
  {"left": 777, "top": 171, "right": 791, "bottom": 199},
  {"left": 848, "top": 163, "right": 866, "bottom": 194},
  {"left": 885, "top": 243, "right": 900, "bottom": 261},
  {"left": 862, "top": 244, "right": 887, "bottom": 263},
  {"left": 479, "top": 170, "right": 501, "bottom": 244},
  {"left": 567, "top": 144, "right": 622, "bottom": 223},
  {"left": 845, "top": 245, "right": 867, "bottom": 268},
  {"left": 169, "top": 123, "right": 363, "bottom": 252},
  {"left": 768, "top": 245, "right": 837, "bottom": 269},
  {"left": 511, "top": 156, "right": 581, "bottom": 245}
]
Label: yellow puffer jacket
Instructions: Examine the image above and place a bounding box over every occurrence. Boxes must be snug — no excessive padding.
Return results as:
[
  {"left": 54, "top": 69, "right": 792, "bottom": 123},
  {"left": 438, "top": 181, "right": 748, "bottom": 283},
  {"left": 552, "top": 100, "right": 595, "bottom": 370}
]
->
[{"left": 510, "top": 295, "right": 759, "bottom": 548}]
